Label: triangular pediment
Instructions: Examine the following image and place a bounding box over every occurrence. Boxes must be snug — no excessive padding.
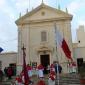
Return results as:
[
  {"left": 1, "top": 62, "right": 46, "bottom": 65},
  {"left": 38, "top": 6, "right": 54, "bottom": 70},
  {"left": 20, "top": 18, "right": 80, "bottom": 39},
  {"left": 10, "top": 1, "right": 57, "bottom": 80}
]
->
[{"left": 16, "top": 3, "right": 72, "bottom": 25}]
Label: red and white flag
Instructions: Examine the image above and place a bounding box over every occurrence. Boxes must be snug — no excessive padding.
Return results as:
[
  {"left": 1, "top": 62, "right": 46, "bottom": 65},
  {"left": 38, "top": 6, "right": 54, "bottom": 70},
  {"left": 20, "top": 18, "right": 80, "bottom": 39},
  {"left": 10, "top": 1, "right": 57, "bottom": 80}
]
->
[{"left": 55, "top": 26, "right": 73, "bottom": 61}]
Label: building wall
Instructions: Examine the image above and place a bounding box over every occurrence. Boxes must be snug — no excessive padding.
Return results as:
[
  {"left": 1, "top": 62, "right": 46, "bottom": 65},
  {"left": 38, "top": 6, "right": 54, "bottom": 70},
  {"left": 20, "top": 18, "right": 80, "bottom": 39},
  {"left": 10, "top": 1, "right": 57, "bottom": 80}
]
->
[
  {"left": 73, "top": 47, "right": 85, "bottom": 61},
  {"left": 77, "top": 25, "right": 85, "bottom": 47},
  {"left": 0, "top": 52, "right": 17, "bottom": 70},
  {"left": 73, "top": 25, "right": 85, "bottom": 64},
  {"left": 1, "top": 9, "right": 85, "bottom": 74},
  {"left": 17, "top": 20, "right": 73, "bottom": 73},
  {"left": 16, "top": 4, "right": 73, "bottom": 73}
]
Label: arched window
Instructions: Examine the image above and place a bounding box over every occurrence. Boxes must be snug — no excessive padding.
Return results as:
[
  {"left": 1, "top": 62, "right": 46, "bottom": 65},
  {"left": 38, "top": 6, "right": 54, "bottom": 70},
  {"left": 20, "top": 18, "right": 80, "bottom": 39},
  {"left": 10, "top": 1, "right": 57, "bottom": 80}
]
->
[{"left": 41, "top": 31, "right": 47, "bottom": 42}]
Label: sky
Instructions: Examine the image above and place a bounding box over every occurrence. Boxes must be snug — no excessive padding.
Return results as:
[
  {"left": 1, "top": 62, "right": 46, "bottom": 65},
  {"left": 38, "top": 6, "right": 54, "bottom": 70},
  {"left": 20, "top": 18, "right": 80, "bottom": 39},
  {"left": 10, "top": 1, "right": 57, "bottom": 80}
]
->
[{"left": 0, "top": 0, "right": 85, "bottom": 52}]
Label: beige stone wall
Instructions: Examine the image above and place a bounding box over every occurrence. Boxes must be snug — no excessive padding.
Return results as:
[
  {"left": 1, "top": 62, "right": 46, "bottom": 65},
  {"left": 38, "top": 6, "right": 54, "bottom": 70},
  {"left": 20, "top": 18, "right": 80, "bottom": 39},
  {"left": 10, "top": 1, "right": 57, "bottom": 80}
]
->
[
  {"left": 73, "top": 47, "right": 85, "bottom": 61},
  {"left": 18, "top": 25, "right": 30, "bottom": 65},
  {"left": 0, "top": 52, "right": 17, "bottom": 70},
  {"left": 73, "top": 25, "right": 85, "bottom": 63},
  {"left": 77, "top": 25, "right": 85, "bottom": 47},
  {"left": 16, "top": 4, "right": 73, "bottom": 73},
  {"left": 17, "top": 21, "right": 73, "bottom": 73}
]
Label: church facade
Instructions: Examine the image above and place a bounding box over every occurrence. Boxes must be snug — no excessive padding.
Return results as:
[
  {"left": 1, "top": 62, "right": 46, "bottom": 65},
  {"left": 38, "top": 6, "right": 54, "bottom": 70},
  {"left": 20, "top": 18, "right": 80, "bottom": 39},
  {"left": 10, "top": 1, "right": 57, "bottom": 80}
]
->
[{"left": 15, "top": 3, "right": 74, "bottom": 73}]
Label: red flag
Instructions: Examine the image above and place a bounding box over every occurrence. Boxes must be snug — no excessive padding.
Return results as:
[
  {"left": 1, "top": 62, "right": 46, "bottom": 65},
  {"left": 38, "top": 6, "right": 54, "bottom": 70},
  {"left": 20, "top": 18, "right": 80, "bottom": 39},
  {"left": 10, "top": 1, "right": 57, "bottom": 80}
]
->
[
  {"left": 62, "top": 39, "right": 72, "bottom": 60},
  {"left": 55, "top": 27, "right": 73, "bottom": 61},
  {"left": 22, "top": 46, "right": 29, "bottom": 85}
]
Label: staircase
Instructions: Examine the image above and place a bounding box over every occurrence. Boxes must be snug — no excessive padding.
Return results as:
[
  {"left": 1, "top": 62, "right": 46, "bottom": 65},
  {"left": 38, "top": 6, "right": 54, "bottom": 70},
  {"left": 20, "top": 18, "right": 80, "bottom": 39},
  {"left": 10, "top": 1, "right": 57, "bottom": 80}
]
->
[
  {"left": 0, "top": 73, "right": 81, "bottom": 85},
  {"left": 55, "top": 73, "right": 80, "bottom": 85},
  {"left": 0, "top": 76, "right": 16, "bottom": 85}
]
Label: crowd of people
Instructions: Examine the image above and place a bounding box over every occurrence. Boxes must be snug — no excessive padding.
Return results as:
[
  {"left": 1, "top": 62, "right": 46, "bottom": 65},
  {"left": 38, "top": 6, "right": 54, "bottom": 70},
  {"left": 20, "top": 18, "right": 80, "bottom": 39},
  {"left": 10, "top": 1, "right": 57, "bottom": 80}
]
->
[
  {"left": 0, "top": 65, "right": 16, "bottom": 82},
  {"left": 15, "top": 61, "right": 62, "bottom": 85},
  {"left": 0, "top": 61, "right": 76, "bottom": 85},
  {"left": 4, "top": 66, "right": 16, "bottom": 79}
]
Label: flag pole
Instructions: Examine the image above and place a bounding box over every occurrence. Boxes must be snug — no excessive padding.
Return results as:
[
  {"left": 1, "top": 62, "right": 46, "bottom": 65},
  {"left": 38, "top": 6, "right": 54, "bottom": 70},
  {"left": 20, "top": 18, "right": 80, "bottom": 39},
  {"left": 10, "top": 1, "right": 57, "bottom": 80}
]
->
[
  {"left": 29, "top": 0, "right": 30, "bottom": 11},
  {"left": 54, "top": 23, "right": 60, "bottom": 85}
]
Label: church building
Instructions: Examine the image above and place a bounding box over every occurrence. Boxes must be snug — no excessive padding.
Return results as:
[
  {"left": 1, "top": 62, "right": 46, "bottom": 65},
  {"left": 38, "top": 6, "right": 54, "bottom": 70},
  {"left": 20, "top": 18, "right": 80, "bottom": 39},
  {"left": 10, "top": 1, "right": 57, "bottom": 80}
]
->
[{"left": 15, "top": 3, "right": 74, "bottom": 74}]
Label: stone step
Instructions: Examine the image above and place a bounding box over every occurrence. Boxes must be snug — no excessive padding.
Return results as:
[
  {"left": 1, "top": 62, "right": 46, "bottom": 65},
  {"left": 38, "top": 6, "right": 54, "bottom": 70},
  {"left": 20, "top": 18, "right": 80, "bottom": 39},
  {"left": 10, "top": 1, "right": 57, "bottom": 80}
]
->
[
  {"left": 0, "top": 81, "right": 12, "bottom": 85},
  {"left": 56, "top": 80, "right": 80, "bottom": 84},
  {"left": 1, "top": 73, "right": 81, "bottom": 85},
  {"left": 55, "top": 74, "right": 80, "bottom": 85}
]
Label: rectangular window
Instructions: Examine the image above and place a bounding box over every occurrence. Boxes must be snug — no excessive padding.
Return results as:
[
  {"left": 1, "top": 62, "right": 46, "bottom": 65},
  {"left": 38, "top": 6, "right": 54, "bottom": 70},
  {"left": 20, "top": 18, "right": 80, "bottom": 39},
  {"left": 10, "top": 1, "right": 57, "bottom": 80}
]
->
[{"left": 41, "top": 31, "right": 47, "bottom": 42}]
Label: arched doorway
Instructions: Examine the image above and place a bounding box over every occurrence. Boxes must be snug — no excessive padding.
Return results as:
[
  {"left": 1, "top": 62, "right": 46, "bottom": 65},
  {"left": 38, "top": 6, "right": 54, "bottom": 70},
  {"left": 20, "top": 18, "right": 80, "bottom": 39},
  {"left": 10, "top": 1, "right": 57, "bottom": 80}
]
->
[{"left": 40, "top": 54, "right": 50, "bottom": 74}]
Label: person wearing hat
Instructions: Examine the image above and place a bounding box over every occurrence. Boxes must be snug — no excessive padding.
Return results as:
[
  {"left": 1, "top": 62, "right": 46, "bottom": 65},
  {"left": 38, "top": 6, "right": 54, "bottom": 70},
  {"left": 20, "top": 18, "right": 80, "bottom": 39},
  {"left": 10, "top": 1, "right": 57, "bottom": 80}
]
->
[
  {"left": 37, "top": 64, "right": 44, "bottom": 79},
  {"left": 50, "top": 64, "right": 55, "bottom": 72},
  {"left": 15, "top": 75, "right": 23, "bottom": 85},
  {"left": 48, "top": 70, "right": 56, "bottom": 85},
  {"left": 27, "top": 64, "right": 33, "bottom": 78}
]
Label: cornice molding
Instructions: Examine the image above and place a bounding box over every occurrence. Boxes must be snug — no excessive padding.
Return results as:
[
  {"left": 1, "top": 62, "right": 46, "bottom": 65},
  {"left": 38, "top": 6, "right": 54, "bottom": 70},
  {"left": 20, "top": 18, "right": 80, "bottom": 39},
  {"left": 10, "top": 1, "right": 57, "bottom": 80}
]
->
[
  {"left": 15, "top": 3, "right": 72, "bottom": 25},
  {"left": 16, "top": 17, "right": 72, "bottom": 25}
]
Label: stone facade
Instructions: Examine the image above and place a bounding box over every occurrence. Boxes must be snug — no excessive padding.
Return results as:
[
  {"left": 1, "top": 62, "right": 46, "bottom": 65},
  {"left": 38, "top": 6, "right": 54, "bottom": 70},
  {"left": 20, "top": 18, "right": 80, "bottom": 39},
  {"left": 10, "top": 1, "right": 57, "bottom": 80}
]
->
[
  {"left": 73, "top": 47, "right": 85, "bottom": 61},
  {"left": 73, "top": 25, "right": 85, "bottom": 64},
  {"left": 15, "top": 3, "right": 73, "bottom": 74},
  {"left": 77, "top": 25, "right": 85, "bottom": 47},
  {"left": 0, "top": 4, "right": 85, "bottom": 75},
  {"left": 0, "top": 52, "right": 17, "bottom": 70}
]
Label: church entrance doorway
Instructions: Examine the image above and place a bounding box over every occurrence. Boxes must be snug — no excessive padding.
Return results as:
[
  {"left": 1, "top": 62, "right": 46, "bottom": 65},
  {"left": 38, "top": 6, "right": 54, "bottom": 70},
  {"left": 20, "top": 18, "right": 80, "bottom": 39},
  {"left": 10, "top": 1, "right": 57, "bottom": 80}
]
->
[{"left": 40, "top": 54, "right": 50, "bottom": 74}]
